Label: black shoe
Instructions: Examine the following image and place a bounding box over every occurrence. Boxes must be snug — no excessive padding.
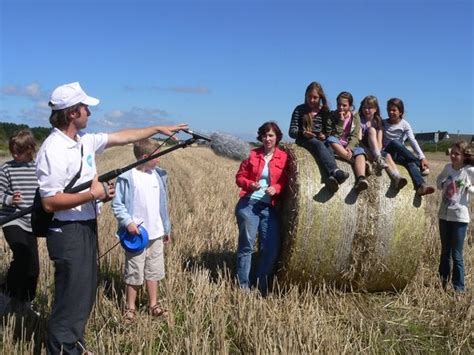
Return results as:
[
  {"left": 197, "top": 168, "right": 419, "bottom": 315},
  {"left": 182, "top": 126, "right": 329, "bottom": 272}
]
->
[
  {"left": 354, "top": 176, "right": 369, "bottom": 192},
  {"left": 392, "top": 176, "right": 408, "bottom": 190},
  {"left": 334, "top": 169, "right": 349, "bottom": 184},
  {"left": 326, "top": 176, "right": 339, "bottom": 192}
]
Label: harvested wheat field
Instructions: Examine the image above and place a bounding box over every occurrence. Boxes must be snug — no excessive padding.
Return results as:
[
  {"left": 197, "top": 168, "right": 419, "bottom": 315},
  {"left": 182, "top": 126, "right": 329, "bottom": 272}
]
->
[{"left": 0, "top": 145, "right": 472, "bottom": 354}]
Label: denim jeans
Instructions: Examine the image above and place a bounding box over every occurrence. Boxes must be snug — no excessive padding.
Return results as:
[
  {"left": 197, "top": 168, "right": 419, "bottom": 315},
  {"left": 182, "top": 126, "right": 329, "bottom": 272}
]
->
[
  {"left": 383, "top": 140, "right": 424, "bottom": 188},
  {"left": 296, "top": 137, "right": 338, "bottom": 176},
  {"left": 438, "top": 219, "right": 467, "bottom": 292},
  {"left": 235, "top": 197, "right": 279, "bottom": 294}
]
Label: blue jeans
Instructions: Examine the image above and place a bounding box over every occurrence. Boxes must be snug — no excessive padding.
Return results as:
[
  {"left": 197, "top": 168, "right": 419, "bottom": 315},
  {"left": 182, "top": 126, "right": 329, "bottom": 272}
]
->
[
  {"left": 438, "top": 219, "right": 467, "bottom": 292},
  {"left": 235, "top": 197, "right": 280, "bottom": 294},
  {"left": 296, "top": 137, "right": 338, "bottom": 176},
  {"left": 383, "top": 140, "right": 424, "bottom": 188}
]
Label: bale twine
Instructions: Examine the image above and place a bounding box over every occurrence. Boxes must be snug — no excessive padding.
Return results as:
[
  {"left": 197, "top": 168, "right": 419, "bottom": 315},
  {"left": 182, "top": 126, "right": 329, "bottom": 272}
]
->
[{"left": 278, "top": 144, "right": 427, "bottom": 292}]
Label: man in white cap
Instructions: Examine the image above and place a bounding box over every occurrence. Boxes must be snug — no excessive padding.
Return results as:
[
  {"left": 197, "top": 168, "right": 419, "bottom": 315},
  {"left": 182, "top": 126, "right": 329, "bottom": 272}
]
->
[{"left": 36, "top": 82, "right": 187, "bottom": 354}]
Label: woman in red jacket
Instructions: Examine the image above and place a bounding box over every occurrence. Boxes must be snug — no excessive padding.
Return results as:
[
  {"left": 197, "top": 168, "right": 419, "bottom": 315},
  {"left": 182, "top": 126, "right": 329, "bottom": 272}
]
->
[{"left": 235, "top": 121, "right": 288, "bottom": 295}]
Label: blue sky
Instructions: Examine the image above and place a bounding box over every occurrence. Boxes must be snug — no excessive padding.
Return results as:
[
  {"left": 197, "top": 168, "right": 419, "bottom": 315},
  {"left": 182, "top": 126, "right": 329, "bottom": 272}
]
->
[{"left": 0, "top": 0, "right": 472, "bottom": 141}]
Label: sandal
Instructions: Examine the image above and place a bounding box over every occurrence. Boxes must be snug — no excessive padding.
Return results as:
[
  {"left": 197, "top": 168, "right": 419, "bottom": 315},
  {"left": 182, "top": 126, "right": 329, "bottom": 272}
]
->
[
  {"left": 149, "top": 304, "right": 168, "bottom": 318},
  {"left": 123, "top": 308, "right": 136, "bottom": 324}
]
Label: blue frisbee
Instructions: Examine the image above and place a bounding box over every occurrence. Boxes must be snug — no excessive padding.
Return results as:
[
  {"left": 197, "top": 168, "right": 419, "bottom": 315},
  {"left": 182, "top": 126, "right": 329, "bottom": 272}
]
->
[{"left": 118, "top": 225, "right": 149, "bottom": 253}]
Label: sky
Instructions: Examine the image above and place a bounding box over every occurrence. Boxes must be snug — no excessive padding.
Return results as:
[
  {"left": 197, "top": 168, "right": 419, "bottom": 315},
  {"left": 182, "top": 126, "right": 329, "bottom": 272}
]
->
[{"left": 0, "top": 0, "right": 472, "bottom": 141}]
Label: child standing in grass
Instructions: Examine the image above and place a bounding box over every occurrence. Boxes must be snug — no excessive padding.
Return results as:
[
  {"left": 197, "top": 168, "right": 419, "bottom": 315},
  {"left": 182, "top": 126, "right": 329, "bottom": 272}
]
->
[
  {"left": 436, "top": 141, "right": 474, "bottom": 292},
  {"left": 112, "top": 139, "right": 171, "bottom": 323},
  {"left": 0, "top": 130, "right": 39, "bottom": 316},
  {"left": 358, "top": 96, "right": 407, "bottom": 190},
  {"left": 325, "top": 91, "right": 368, "bottom": 192}
]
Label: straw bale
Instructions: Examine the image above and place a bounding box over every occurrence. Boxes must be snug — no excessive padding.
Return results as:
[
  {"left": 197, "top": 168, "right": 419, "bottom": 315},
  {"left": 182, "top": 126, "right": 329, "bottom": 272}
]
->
[{"left": 278, "top": 144, "right": 426, "bottom": 291}]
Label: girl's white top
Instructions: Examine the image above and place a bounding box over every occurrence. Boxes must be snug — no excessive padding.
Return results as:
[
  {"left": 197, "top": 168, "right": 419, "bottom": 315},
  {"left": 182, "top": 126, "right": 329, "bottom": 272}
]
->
[
  {"left": 382, "top": 119, "right": 425, "bottom": 160},
  {"left": 436, "top": 164, "right": 474, "bottom": 223}
]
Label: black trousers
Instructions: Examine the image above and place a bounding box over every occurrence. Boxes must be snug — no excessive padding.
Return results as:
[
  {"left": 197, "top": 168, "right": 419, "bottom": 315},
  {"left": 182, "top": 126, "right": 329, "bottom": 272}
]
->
[
  {"left": 46, "top": 220, "right": 98, "bottom": 355},
  {"left": 1, "top": 225, "right": 39, "bottom": 302}
]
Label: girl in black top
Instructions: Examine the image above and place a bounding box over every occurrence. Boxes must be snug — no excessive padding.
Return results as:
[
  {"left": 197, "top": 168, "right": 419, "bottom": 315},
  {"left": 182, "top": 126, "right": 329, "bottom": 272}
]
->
[{"left": 289, "top": 81, "right": 348, "bottom": 192}]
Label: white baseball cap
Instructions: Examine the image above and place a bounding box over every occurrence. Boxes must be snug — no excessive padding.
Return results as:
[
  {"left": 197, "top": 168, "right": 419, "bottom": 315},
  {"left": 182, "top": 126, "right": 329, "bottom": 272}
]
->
[{"left": 49, "top": 82, "right": 99, "bottom": 110}]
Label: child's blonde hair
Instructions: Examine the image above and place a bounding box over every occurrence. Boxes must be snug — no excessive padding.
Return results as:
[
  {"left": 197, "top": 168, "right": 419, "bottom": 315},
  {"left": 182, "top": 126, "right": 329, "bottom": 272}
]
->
[
  {"left": 133, "top": 139, "right": 159, "bottom": 159},
  {"left": 9, "top": 129, "right": 36, "bottom": 161}
]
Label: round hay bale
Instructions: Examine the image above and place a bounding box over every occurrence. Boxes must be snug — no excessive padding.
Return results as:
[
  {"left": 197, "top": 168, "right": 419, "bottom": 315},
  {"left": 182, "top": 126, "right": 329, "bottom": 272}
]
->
[{"left": 278, "top": 144, "right": 427, "bottom": 292}]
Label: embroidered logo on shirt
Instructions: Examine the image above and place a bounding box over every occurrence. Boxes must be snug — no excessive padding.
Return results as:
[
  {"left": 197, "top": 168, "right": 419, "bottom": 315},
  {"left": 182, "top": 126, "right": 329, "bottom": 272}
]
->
[{"left": 87, "top": 154, "right": 93, "bottom": 167}]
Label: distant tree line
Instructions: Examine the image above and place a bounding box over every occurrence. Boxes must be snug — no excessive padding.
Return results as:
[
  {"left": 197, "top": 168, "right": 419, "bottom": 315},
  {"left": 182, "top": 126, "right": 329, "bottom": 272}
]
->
[{"left": 0, "top": 122, "right": 51, "bottom": 151}]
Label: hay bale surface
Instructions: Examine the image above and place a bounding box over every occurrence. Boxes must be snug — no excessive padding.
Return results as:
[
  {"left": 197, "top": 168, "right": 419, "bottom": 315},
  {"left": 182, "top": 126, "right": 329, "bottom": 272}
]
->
[{"left": 278, "top": 144, "right": 426, "bottom": 291}]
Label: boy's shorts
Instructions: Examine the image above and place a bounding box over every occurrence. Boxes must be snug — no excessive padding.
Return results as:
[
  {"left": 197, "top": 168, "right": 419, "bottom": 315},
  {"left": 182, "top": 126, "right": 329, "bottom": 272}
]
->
[
  {"left": 124, "top": 237, "right": 165, "bottom": 285},
  {"left": 326, "top": 136, "right": 366, "bottom": 157}
]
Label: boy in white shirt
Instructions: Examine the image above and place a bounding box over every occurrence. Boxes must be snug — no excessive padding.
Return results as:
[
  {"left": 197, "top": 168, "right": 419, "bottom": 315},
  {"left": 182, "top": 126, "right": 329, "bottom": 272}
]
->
[{"left": 112, "top": 139, "right": 171, "bottom": 323}]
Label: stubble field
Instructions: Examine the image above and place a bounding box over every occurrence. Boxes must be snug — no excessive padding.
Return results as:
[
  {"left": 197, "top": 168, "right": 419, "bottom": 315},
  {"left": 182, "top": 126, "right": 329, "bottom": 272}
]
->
[{"left": 0, "top": 146, "right": 472, "bottom": 354}]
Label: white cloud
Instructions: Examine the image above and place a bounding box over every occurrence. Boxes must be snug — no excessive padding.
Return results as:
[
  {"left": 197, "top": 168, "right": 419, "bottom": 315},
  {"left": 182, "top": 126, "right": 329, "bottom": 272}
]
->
[
  {"left": 36, "top": 101, "right": 50, "bottom": 109},
  {"left": 105, "top": 110, "right": 125, "bottom": 119},
  {"left": 25, "top": 83, "right": 42, "bottom": 98},
  {"left": 94, "top": 106, "right": 173, "bottom": 130},
  {"left": 0, "top": 82, "right": 48, "bottom": 102}
]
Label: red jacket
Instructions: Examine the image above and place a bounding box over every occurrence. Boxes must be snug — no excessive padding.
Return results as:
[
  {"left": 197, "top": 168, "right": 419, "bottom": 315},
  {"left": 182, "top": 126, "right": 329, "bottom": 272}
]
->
[{"left": 235, "top": 147, "right": 288, "bottom": 206}]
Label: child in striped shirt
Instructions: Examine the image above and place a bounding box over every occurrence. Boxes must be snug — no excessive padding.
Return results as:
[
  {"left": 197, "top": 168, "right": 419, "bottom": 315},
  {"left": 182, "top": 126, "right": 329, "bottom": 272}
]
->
[{"left": 0, "top": 129, "right": 39, "bottom": 315}]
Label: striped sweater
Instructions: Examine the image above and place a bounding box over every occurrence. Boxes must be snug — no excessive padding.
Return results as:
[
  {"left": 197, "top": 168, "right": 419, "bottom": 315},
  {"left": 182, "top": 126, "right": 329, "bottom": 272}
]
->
[
  {"left": 289, "top": 104, "right": 329, "bottom": 140},
  {"left": 0, "top": 160, "right": 38, "bottom": 232}
]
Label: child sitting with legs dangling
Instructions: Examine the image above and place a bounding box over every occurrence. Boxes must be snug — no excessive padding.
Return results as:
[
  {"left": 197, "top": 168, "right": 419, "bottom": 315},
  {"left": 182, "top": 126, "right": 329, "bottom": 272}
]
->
[
  {"left": 325, "top": 91, "right": 369, "bottom": 192},
  {"left": 357, "top": 95, "right": 407, "bottom": 190}
]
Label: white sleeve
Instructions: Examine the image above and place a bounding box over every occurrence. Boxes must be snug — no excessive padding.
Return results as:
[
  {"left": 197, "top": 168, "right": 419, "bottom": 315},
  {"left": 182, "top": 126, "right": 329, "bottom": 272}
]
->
[
  {"left": 467, "top": 166, "right": 474, "bottom": 194},
  {"left": 404, "top": 121, "right": 425, "bottom": 160},
  {"left": 93, "top": 133, "right": 109, "bottom": 154}
]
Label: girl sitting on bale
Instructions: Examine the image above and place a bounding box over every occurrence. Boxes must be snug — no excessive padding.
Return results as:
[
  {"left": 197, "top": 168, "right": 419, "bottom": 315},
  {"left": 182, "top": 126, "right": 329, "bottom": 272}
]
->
[
  {"left": 325, "top": 91, "right": 368, "bottom": 192},
  {"left": 357, "top": 95, "right": 407, "bottom": 190},
  {"left": 382, "top": 98, "right": 434, "bottom": 196},
  {"left": 289, "top": 82, "right": 349, "bottom": 192}
]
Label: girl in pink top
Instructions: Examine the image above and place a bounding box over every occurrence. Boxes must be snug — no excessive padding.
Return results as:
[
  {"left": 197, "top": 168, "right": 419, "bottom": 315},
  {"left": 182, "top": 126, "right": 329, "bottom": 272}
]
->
[{"left": 325, "top": 92, "right": 368, "bottom": 192}]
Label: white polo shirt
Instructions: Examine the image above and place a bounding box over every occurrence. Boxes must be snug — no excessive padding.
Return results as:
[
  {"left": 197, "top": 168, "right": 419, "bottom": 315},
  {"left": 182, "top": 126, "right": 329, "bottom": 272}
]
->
[{"left": 36, "top": 128, "right": 108, "bottom": 221}]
